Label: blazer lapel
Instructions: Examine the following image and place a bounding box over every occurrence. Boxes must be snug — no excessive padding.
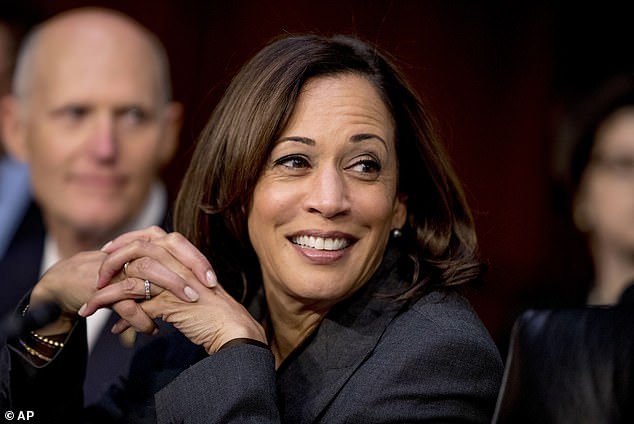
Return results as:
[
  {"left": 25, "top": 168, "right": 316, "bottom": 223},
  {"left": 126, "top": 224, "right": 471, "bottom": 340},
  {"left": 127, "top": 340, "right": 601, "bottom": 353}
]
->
[{"left": 277, "top": 245, "right": 409, "bottom": 423}]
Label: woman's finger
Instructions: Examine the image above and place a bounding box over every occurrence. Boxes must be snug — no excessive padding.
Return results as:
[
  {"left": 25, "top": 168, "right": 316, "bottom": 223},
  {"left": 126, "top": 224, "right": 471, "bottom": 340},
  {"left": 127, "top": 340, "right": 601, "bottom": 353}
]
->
[
  {"left": 100, "top": 225, "right": 167, "bottom": 253},
  {"left": 111, "top": 299, "right": 157, "bottom": 334},
  {"left": 99, "top": 229, "right": 217, "bottom": 289},
  {"left": 158, "top": 231, "right": 217, "bottom": 288},
  {"left": 79, "top": 276, "right": 164, "bottom": 317},
  {"left": 97, "top": 226, "right": 167, "bottom": 285},
  {"left": 97, "top": 241, "right": 203, "bottom": 304},
  {"left": 80, "top": 296, "right": 158, "bottom": 335},
  {"left": 111, "top": 318, "right": 133, "bottom": 335}
]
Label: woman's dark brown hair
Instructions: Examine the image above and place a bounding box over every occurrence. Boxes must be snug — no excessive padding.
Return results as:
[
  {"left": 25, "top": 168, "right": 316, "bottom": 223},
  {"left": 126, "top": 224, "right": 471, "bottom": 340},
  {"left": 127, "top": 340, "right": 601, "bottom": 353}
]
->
[{"left": 174, "top": 34, "right": 483, "bottom": 301}]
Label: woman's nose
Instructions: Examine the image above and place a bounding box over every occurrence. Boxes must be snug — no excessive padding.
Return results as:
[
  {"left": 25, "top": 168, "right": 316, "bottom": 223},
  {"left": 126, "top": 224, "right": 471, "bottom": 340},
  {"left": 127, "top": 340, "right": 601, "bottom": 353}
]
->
[{"left": 304, "top": 166, "right": 350, "bottom": 218}]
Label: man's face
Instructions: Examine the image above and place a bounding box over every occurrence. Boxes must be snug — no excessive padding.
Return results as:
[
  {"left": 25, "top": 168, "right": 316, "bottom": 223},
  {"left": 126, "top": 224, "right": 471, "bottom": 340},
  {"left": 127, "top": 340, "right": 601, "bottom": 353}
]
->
[{"left": 15, "top": 26, "right": 177, "bottom": 237}]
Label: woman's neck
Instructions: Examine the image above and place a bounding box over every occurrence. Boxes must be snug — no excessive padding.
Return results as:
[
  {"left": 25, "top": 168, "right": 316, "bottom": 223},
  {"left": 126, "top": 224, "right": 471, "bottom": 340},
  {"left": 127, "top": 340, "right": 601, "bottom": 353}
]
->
[
  {"left": 265, "top": 291, "right": 329, "bottom": 368},
  {"left": 589, "top": 243, "right": 634, "bottom": 305}
]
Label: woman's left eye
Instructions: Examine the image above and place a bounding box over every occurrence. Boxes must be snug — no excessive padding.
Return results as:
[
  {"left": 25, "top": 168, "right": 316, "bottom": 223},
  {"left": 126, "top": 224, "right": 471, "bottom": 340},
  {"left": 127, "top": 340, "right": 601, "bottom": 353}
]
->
[{"left": 348, "top": 157, "right": 382, "bottom": 175}]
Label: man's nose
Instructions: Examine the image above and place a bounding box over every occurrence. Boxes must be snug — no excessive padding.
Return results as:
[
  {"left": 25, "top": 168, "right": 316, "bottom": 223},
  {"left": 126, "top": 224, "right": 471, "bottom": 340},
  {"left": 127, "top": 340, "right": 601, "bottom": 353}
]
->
[{"left": 88, "top": 115, "right": 117, "bottom": 161}]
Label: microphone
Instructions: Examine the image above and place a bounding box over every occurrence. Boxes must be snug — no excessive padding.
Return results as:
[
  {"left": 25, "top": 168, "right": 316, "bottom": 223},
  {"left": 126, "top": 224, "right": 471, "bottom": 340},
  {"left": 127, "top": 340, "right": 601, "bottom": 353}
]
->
[{"left": 0, "top": 302, "right": 62, "bottom": 339}]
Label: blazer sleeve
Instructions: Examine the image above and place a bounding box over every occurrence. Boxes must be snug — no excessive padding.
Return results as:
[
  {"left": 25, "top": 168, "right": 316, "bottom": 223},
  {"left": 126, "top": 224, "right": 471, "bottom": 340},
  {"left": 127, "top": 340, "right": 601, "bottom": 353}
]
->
[
  {"left": 154, "top": 342, "right": 280, "bottom": 424},
  {"left": 5, "top": 319, "right": 87, "bottom": 423}
]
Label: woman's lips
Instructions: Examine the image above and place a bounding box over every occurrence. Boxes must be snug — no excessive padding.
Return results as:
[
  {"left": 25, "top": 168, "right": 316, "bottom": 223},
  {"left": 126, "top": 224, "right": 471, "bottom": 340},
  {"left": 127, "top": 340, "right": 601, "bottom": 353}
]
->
[{"left": 289, "top": 233, "right": 356, "bottom": 264}]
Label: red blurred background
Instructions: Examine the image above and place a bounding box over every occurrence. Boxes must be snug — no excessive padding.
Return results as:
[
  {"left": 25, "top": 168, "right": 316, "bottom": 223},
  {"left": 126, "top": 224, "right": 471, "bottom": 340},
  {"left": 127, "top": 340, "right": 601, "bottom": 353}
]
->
[{"left": 9, "top": 0, "right": 634, "bottom": 351}]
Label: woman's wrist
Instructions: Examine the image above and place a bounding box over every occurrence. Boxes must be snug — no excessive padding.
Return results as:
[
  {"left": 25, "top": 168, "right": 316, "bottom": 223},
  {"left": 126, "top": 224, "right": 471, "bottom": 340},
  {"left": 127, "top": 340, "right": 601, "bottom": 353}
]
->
[
  {"left": 206, "top": 325, "right": 267, "bottom": 355},
  {"left": 218, "top": 338, "right": 270, "bottom": 352}
]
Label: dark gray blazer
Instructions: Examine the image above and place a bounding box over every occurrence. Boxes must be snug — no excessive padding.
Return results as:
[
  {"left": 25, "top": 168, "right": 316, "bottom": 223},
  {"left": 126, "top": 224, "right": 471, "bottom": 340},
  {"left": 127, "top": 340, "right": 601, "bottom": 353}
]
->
[{"left": 2, "top": 246, "right": 503, "bottom": 423}]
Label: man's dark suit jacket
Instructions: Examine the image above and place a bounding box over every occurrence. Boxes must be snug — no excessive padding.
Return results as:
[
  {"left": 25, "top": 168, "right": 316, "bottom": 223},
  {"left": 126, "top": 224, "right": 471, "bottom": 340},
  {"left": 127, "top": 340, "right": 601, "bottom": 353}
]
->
[
  {"left": 0, "top": 201, "right": 165, "bottom": 406},
  {"left": 2, "top": 245, "right": 504, "bottom": 423}
]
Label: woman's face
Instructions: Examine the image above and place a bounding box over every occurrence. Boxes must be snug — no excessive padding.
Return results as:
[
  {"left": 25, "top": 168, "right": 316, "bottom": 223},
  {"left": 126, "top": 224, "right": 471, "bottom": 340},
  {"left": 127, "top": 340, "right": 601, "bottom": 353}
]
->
[
  {"left": 576, "top": 107, "right": 634, "bottom": 255},
  {"left": 247, "top": 74, "right": 407, "bottom": 310}
]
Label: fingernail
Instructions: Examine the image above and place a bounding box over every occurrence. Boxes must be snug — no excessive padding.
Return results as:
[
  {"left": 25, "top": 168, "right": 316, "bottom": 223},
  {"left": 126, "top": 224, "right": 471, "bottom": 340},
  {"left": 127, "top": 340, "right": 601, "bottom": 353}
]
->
[
  {"left": 100, "top": 240, "right": 112, "bottom": 251},
  {"left": 206, "top": 270, "right": 217, "bottom": 287},
  {"left": 184, "top": 286, "right": 200, "bottom": 301},
  {"left": 78, "top": 303, "right": 87, "bottom": 317}
]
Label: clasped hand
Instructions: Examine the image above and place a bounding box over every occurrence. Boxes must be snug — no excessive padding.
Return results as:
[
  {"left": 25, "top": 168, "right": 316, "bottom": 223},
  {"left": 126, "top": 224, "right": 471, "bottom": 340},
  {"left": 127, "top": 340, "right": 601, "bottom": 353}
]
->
[{"left": 33, "top": 226, "right": 266, "bottom": 354}]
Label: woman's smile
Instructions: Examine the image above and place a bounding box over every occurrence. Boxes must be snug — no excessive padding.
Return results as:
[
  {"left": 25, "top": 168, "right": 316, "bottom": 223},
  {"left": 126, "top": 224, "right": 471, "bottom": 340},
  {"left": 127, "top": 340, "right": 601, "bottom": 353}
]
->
[
  {"left": 291, "top": 234, "right": 351, "bottom": 251},
  {"left": 288, "top": 231, "right": 357, "bottom": 264}
]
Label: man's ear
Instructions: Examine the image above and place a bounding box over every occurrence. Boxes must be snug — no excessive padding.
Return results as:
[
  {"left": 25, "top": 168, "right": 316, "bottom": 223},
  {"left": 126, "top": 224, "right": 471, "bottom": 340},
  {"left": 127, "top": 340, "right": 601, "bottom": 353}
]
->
[
  {"left": 0, "top": 95, "right": 29, "bottom": 162},
  {"left": 158, "top": 101, "right": 183, "bottom": 167}
]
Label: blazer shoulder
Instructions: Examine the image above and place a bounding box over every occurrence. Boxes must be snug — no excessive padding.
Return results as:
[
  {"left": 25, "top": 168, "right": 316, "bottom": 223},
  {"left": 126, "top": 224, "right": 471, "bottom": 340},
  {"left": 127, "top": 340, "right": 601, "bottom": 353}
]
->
[
  {"left": 407, "top": 290, "right": 494, "bottom": 341},
  {"left": 382, "top": 289, "right": 503, "bottom": 374}
]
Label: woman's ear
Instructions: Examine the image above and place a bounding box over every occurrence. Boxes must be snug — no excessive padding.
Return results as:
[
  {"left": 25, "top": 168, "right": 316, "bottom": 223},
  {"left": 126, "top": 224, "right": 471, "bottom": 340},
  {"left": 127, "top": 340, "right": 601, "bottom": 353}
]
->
[
  {"left": 0, "top": 96, "right": 29, "bottom": 162},
  {"left": 572, "top": 193, "right": 593, "bottom": 233},
  {"left": 391, "top": 193, "right": 408, "bottom": 229}
]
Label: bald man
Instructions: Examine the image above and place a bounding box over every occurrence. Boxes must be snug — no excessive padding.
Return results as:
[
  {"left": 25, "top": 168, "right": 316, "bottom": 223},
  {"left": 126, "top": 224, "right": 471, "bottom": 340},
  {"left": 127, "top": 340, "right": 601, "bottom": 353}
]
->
[{"left": 0, "top": 8, "right": 182, "bottom": 405}]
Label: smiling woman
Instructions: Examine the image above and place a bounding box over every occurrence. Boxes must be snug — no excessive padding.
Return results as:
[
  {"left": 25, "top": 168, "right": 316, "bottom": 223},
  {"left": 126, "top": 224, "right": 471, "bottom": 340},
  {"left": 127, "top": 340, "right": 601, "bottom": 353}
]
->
[
  {"left": 247, "top": 75, "right": 406, "bottom": 336},
  {"left": 3, "top": 34, "right": 503, "bottom": 423}
]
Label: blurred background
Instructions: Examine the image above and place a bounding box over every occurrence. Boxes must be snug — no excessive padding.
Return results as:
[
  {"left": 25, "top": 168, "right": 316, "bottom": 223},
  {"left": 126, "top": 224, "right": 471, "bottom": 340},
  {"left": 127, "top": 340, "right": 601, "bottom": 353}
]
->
[{"left": 4, "top": 0, "right": 633, "bottom": 352}]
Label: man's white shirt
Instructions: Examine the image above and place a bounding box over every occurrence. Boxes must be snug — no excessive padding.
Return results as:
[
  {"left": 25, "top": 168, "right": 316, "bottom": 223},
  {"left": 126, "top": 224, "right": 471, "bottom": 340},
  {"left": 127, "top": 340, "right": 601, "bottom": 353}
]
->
[{"left": 40, "top": 182, "right": 167, "bottom": 352}]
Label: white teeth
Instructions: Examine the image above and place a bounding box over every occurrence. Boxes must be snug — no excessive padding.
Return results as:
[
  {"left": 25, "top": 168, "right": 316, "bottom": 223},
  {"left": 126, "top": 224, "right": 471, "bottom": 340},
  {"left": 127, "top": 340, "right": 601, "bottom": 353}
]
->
[{"left": 292, "top": 235, "right": 349, "bottom": 251}]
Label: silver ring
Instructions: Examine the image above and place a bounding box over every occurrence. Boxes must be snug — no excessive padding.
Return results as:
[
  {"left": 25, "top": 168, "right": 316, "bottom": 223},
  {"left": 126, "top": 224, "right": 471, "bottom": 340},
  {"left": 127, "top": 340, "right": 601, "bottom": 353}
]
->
[
  {"left": 123, "top": 261, "right": 131, "bottom": 278},
  {"left": 144, "top": 280, "right": 152, "bottom": 300}
]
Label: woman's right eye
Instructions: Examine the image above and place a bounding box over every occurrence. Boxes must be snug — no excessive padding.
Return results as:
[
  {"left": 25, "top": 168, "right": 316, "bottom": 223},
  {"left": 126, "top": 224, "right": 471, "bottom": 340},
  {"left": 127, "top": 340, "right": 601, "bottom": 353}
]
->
[{"left": 273, "top": 154, "right": 310, "bottom": 170}]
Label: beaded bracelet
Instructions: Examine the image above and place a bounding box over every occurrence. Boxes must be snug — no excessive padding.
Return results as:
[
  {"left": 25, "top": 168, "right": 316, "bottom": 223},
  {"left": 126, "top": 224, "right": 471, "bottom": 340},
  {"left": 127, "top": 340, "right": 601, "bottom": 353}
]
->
[
  {"left": 18, "top": 338, "right": 53, "bottom": 363},
  {"left": 17, "top": 304, "right": 65, "bottom": 365},
  {"left": 29, "top": 331, "right": 65, "bottom": 348}
]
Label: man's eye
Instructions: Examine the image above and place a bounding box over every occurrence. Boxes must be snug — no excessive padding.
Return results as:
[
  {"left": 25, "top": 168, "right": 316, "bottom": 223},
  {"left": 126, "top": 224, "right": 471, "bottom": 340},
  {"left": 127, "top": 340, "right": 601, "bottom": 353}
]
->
[
  {"left": 120, "top": 107, "right": 148, "bottom": 125},
  {"left": 62, "top": 106, "right": 88, "bottom": 119}
]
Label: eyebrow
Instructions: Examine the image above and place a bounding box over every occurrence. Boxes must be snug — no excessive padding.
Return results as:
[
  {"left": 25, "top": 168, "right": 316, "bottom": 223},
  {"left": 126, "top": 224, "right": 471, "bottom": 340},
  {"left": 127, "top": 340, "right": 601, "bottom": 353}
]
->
[
  {"left": 277, "top": 133, "right": 387, "bottom": 148},
  {"left": 277, "top": 136, "right": 315, "bottom": 146},
  {"left": 350, "top": 133, "right": 387, "bottom": 148}
]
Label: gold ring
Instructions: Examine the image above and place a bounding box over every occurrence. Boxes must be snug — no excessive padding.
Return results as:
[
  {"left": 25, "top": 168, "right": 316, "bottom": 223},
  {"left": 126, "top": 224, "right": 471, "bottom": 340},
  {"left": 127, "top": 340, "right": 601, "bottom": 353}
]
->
[
  {"left": 144, "top": 280, "right": 152, "bottom": 300},
  {"left": 123, "top": 261, "right": 131, "bottom": 278}
]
